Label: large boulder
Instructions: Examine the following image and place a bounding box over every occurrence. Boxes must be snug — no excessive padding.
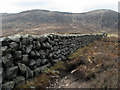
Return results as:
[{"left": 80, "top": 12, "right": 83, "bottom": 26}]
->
[
  {"left": 18, "top": 63, "right": 26, "bottom": 75},
  {"left": 2, "top": 54, "right": 14, "bottom": 67},
  {"left": 5, "top": 66, "right": 18, "bottom": 80},
  {"left": 2, "top": 81, "right": 15, "bottom": 88}
]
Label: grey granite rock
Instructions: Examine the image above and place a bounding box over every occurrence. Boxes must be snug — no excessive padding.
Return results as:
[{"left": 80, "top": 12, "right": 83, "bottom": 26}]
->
[
  {"left": 2, "top": 81, "right": 15, "bottom": 88},
  {"left": 22, "top": 55, "right": 28, "bottom": 63},
  {"left": 26, "top": 44, "right": 33, "bottom": 53},
  {"left": 13, "top": 51, "right": 22, "bottom": 59},
  {"left": 5, "top": 66, "right": 18, "bottom": 80},
  {"left": 26, "top": 66, "right": 33, "bottom": 79},
  {"left": 13, "top": 76, "right": 25, "bottom": 84},
  {"left": 9, "top": 42, "right": 19, "bottom": 51},
  {"left": 2, "top": 54, "right": 14, "bottom": 67},
  {"left": 18, "top": 63, "right": 26, "bottom": 74}
]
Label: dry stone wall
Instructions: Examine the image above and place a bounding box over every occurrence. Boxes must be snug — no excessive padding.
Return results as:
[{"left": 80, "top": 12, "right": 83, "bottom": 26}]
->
[{"left": 1, "top": 33, "right": 102, "bottom": 88}]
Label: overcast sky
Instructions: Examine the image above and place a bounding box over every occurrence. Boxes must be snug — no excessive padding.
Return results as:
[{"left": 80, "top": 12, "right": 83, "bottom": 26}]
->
[{"left": 0, "top": 0, "right": 119, "bottom": 13}]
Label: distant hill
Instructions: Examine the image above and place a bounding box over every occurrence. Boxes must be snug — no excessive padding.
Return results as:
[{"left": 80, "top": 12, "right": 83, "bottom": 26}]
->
[{"left": 2, "top": 9, "right": 118, "bottom": 36}]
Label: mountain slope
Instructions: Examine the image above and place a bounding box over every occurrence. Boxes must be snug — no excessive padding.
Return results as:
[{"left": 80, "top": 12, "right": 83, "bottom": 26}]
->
[{"left": 2, "top": 9, "right": 118, "bottom": 36}]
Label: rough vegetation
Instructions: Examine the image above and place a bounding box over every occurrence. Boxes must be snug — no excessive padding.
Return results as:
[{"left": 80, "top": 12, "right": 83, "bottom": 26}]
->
[
  {"left": 15, "top": 36, "right": 118, "bottom": 89},
  {"left": 67, "top": 37, "right": 118, "bottom": 88}
]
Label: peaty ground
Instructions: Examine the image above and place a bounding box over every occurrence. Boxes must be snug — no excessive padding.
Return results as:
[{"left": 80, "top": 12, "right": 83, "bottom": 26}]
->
[{"left": 48, "top": 36, "right": 118, "bottom": 88}]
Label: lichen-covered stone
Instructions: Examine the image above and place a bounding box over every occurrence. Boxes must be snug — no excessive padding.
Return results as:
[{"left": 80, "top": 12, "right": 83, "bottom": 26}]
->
[
  {"left": 27, "top": 59, "right": 35, "bottom": 68},
  {"left": 13, "top": 51, "right": 22, "bottom": 59},
  {"left": 0, "top": 37, "right": 9, "bottom": 46},
  {"left": 8, "top": 36, "right": 20, "bottom": 42},
  {"left": 2, "top": 81, "right": 15, "bottom": 88},
  {"left": 41, "top": 59, "right": 48, "bottom": 65},
  {"left": 26, "top": 44, "right": 33, "bottom": 53},
  {"left": 35, "top": 59, "right": 42, "bottom": 66},
  {"left": 21, "top": 36, "right": 29, "bottom": 45},
  {"left": 39, "top": 50, "right": 46, "bottom": 59},
  {"left": 33, "top": 67, "right": 41, "bottom": 76},
  {"left": 35, "top": 41, "right": 41, "bottom": 50},
  {"left": 9, "top": 42, "right": 19, "bottom": 51},
  {"left": 38, "top": 36, "right": 47, "bottom": 42},
  {"left": 18, "top": 63, "right": 26, "bottom": 74},
  {"left": 5, "top": 66, "right": 18, "bottom": 80},
  {"left": 13, "top": 76, "right": 25, "bottom": 84},
  {"left": 2, "top": 54, "right": 14, "bottom": 67},
  {"left": 26, "top": 66, "right": 33, "bottom": 79},
  {"left": 22, "top": 55, "right": 28, "bottom": 63}
]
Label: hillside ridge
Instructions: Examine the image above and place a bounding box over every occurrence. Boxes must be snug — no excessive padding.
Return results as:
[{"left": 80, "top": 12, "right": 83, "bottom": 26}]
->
[{"left": 2, "top": 9, "right": 118, "bottom": 36}]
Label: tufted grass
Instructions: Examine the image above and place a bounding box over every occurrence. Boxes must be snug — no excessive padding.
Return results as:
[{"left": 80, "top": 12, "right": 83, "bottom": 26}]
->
[{"left": 67, "top": 36, "right": 118, "bottom": 88}]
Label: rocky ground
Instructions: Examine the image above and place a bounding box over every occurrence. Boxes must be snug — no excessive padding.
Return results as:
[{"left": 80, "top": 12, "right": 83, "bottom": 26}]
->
[{"left": 17, "top": 36, "right": 119, "bottom": 89}]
